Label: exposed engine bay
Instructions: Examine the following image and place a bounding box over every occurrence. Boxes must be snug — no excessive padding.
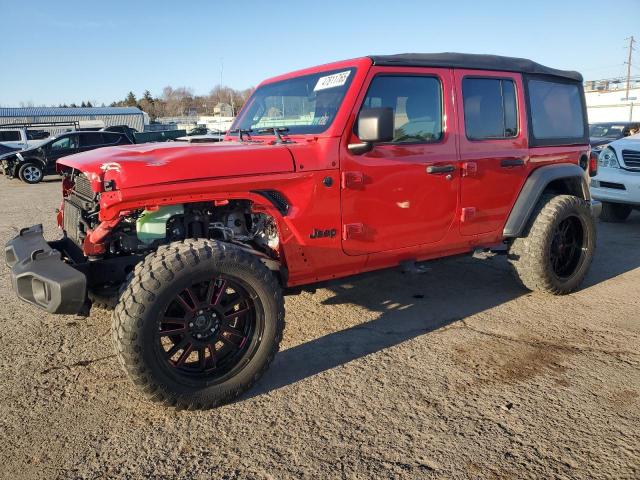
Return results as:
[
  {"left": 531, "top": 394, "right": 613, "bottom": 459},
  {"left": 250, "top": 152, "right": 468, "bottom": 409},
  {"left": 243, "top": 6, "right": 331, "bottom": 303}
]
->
[
  {"left": 61, "top": 173, "right": 282, "bottom": 293},
  {"left": 110, "top": 202, "right": 280, "bottom": 256}
]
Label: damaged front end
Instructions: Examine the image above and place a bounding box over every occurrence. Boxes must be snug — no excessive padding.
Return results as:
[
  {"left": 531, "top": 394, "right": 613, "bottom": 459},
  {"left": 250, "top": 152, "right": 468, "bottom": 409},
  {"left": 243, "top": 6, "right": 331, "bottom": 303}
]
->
[{"left": 5, "top": 168, "right": 284, "bottom": 315}]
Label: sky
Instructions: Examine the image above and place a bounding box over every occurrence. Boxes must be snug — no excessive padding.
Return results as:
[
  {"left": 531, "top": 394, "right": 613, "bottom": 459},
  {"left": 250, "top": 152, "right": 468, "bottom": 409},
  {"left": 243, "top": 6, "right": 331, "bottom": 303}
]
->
[{"left": 1, "top": 0, "right": 639, "bottom": 107}]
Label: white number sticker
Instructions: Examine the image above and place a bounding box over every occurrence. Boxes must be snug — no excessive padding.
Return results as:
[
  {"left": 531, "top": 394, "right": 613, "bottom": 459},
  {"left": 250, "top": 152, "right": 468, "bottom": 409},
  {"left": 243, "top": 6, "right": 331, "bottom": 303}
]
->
[{"left": 314, "top": 71, "right": 351, "bottom": 91}]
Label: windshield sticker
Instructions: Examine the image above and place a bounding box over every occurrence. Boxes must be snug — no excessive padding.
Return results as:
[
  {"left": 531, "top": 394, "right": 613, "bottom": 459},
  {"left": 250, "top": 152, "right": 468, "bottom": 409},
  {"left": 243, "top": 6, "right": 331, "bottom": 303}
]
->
[{"left": 314, "top": 71, "right": 351, "bottom": 91}]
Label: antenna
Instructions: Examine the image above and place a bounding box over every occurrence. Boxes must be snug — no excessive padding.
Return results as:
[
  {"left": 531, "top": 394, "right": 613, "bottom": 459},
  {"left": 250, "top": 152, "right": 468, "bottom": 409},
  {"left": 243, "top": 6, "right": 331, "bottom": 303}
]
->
[
  {"left": 219, "top": 57, "right": 224, "bottom": 134},
  {"left": 624, "top": 36, "right": 636, "bottom": 101}
]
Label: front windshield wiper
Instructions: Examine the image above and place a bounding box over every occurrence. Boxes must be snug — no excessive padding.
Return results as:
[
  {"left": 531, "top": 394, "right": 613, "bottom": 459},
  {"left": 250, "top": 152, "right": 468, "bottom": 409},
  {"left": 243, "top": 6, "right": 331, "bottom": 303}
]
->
[
  {"left": 228, "top": 128, "right": 252, "bottom": 141},
  {"left": 256, "top": 127, "right": 292, "bottom": 144}
]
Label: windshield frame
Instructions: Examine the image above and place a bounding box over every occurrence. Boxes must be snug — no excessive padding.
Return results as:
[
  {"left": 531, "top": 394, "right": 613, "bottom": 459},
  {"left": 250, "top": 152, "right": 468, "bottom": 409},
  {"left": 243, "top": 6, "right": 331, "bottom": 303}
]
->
[{"left": 231, "top": 67, "right": 358, "bottom": 136}]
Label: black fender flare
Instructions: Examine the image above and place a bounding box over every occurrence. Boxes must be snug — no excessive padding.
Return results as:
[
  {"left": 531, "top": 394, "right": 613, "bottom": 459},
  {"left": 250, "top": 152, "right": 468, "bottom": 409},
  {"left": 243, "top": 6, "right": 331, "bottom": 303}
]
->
[{"left": 503, "top": 164, "right": 590, "bottom": 237}]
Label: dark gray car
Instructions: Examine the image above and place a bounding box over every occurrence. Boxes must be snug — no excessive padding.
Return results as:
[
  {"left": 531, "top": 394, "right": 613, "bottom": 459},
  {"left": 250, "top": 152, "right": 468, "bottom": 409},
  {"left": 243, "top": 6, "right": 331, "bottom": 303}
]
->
[{"left": 1, "top": 131, "right": 131, "bottom": 184}]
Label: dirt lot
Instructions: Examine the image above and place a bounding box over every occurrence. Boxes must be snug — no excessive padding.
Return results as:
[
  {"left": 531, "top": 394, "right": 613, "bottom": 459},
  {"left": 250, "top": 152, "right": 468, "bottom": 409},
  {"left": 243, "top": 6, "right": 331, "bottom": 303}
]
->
[{"left": 0, "top": 175, "right": 638, "bottom": 479}]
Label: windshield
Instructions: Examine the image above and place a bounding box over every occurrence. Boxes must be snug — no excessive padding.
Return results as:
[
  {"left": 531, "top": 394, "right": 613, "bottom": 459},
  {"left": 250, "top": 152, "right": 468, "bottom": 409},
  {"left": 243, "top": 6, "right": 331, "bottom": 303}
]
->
[
  {"left": 589, "top": 124, "right": 626, "bottom": 138},
  {"left": 232, "top": 68, "right": 356, "bottom": 135}
]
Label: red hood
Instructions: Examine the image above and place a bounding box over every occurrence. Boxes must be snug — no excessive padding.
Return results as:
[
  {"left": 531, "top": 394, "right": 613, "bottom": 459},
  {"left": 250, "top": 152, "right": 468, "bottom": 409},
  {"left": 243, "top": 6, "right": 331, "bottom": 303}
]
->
[{"left": 57, "top": 141, "right": 295, "bottom": 190}]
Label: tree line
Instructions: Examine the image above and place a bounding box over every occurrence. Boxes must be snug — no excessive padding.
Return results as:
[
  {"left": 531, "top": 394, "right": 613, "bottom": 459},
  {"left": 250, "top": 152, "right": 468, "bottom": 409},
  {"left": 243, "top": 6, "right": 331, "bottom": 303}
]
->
[
  {"left": 15, "top": 85, "right": 255, "bottom": 121},
  {"left": 108, "top": 85, "right": 255, "bottom": 120}
]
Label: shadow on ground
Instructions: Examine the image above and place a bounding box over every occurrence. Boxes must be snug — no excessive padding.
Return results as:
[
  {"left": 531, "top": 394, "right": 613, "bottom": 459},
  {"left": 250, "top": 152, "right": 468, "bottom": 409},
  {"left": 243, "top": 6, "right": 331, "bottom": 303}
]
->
[{"left": 247, "top": 212, "right": 640, "bottom": 399}]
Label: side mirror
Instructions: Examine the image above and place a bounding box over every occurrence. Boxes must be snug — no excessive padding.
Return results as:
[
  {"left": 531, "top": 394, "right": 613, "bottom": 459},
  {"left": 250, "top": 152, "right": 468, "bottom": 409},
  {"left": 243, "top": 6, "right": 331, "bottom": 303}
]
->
[{"left": 348, "top": 107, "right": 394, "bottom": 154}]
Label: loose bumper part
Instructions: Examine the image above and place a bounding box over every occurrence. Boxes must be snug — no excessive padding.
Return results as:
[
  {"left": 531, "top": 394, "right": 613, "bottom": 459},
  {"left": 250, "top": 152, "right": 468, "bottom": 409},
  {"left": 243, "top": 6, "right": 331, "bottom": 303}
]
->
[{"left": 5, "top": 224, "right": 87, "bottom": 314}]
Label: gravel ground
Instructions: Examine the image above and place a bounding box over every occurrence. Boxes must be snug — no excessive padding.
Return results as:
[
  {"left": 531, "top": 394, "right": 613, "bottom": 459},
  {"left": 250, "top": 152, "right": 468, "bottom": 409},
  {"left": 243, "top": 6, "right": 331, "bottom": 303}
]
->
[{"left": 0, "top": 175, "right": 638, "bottom": 479}]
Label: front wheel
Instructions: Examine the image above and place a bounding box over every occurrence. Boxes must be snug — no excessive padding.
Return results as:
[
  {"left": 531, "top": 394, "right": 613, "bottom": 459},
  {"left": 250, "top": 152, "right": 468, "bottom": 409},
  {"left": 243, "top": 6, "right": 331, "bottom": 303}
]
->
[
  {"left": 18, "top": 162, "right": 44, "bottom": 184},
  {"left": 508, "top": 194, "right": 596, "bottom": 295},
  {"left": 112, "top": 240, "right": 285, "bottom": 409}
]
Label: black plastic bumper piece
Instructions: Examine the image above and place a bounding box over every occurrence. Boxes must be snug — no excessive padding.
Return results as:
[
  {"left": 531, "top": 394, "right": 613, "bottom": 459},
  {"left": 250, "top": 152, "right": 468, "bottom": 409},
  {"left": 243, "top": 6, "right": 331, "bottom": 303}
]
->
[{"left": 5, "top": 224, "right": 87, "bottom": 314}]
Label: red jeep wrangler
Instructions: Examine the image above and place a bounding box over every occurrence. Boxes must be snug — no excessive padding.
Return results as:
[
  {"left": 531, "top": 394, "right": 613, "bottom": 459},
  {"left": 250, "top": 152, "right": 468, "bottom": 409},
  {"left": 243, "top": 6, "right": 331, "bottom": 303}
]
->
[{"left": 5, "top": 53, "right": 600, "bottom": 408}]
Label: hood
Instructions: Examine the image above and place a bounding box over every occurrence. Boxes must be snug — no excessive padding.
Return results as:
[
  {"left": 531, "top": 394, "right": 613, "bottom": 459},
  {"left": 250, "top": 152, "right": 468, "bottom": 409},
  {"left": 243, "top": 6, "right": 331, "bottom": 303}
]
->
[
  {"left": 57, "top": 141, "right": 296, "bottom": 190},
  {"left": 607, "top": 133, "right": 640, "bottom": 151},
  {"left": 16, "top": 142, "right": 47, "bottom": 155}
]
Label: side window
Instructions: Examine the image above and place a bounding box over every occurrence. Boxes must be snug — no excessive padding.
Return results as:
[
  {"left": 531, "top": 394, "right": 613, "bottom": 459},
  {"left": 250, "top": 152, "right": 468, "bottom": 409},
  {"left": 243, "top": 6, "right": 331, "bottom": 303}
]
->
[
  {"left": 360, "top": 75, "right": 443, "bottom": 143},
  {"left": 79, "top": 132, "right": 103, "bottom": 147},
  {"left": 462, "top": 78, "right": 518, "bottom": 140},
  {"left": 0, "top": 131, "right": 21, "bottom": 141},
  {"left": 103, "top": 132, "right": 122, "bottom": 144},
  {"left": 50, "top": 135, "right": 78, "bottom": 151},
  {"left": 527, "top": 79, "right": 586, "bottom": 142}
]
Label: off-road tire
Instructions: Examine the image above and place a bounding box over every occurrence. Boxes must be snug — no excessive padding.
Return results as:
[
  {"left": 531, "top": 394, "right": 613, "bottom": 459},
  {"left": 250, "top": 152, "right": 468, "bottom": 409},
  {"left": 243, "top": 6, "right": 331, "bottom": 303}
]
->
[
  {"left": 508, "top": 194, "right": 595, "bottom": 295},
  {"left": 18, "top": 162, "right": 44, "bottom": 184},
  {"left": 112, "top": 239, "right": 285, "bottom": 409},
  {"left": 599, "top": 202, "right": 632, "bottom": 223}
]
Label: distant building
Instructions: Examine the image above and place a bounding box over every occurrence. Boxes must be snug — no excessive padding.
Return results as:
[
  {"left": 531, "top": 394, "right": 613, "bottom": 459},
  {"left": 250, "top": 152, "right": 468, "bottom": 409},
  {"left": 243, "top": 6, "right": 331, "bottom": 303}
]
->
[
  {"left": 197, "top": 115, "right": 235, "bottom": 133},
  {"left": 0, "top": 107, "right": 146, "bottom": 132},
  {"left": 213, "top": 102, "right": 234, "bottom": 117},
  {"left": 585, "top": 77, "right": 640, "bottom": 123}
]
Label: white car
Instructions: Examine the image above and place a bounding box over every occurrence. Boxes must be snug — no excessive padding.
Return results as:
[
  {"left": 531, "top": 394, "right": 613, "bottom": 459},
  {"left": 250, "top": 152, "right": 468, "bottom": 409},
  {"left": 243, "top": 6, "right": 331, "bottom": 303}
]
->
[{"left": 590, "top": 133, "right": 640, "bottom": 222}]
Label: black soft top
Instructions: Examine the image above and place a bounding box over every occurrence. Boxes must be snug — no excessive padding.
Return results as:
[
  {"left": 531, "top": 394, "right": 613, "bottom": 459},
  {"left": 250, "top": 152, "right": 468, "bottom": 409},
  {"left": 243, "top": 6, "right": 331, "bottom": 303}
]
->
[{"left": 369, "top": 53, "right": 582, "bottom": 82}]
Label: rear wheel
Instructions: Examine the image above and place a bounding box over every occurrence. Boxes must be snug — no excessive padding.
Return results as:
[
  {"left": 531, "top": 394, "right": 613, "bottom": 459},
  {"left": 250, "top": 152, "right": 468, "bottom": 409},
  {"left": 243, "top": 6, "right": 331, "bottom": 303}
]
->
[
  {"left": 112, "top": 239, "right": 284, "bottom": 409},
  {"left": 18, "top": 162, "right": 44, "bottom": 184},
  {"left": 599, "top": 202, "right": 632, "bottom": 223},
  {"left": 508, "top": 194, "right": 595, "bottom": 295}
]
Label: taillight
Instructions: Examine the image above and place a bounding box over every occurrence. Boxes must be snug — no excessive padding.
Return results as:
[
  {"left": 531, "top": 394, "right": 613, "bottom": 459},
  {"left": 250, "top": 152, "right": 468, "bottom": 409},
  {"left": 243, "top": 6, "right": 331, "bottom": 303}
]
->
[{"left": 589, "top": 151, "right": 598, "bottom": 177}]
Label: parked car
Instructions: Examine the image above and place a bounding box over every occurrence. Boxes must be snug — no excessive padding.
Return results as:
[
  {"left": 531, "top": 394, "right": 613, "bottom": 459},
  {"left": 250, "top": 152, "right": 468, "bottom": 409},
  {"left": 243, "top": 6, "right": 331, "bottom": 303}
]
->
[
  {"left": 0, "top": 127, "right": 51, "bottom": 151},
  {"left": 5, "top": 53, "right": 599, "bottom": 409},
  {"left": 101, "top": 125, "right": 138, "bottom": 143},
  {"left": 187, "top": 126, "right": 209, "bottom": 136},
  {"left": 589, "top": 122, "right": 640, "bottom": 154},
  {"left": 590, "top": 133, "right": 640, "bottom": 222},
  {"left": 1, "top": 130, "right": 131, "bottom": 183}
]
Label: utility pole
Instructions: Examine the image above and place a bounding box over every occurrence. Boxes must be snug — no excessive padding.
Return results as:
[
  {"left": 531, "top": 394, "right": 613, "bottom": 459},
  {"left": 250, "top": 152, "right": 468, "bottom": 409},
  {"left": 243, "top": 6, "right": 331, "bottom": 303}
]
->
[{"left": 624, "top": 36, "right": 635, "bottom": 101}]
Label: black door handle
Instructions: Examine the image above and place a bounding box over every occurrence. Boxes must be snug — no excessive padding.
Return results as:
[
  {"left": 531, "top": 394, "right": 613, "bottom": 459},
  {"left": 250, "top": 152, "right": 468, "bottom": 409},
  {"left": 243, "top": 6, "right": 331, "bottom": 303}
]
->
[
  {"left": 500, "top": 158, "right": 525, "bottom": 167},
  {"left": 426, "top": 164, "right": 455, "bottom": 174}
]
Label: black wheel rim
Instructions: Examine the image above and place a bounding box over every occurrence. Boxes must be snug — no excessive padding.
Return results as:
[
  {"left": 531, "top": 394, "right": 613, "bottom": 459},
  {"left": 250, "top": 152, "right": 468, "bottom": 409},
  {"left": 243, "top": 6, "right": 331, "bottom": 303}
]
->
[
  {"left": 550, "top": 215, "right": 586, "bottom": 279},
  {"left": 157, "top": 276, "right": 261, "bottom": 382}
]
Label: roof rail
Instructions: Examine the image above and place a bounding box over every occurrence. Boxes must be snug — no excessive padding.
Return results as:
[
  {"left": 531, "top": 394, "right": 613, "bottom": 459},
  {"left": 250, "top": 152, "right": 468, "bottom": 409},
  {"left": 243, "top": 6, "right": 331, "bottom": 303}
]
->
[{"left": 0, "top": 121, "right": 81, "bottom": 129}]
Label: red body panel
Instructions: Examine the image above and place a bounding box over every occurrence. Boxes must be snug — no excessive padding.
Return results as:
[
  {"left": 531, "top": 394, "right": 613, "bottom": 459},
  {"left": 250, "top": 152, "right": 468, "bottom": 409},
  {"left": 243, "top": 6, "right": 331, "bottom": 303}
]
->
[
  {"left": 58, "top": 142, "right": 296, "bottom": 190},
  {"left": 454, "top": 69, "right": 530, "bottom": 236},
  {"left": 340, "top": 66, "right": 460, "bottom": 255},
  {"left": 56, "top": 56, "right": 589, "bottom": 288}
]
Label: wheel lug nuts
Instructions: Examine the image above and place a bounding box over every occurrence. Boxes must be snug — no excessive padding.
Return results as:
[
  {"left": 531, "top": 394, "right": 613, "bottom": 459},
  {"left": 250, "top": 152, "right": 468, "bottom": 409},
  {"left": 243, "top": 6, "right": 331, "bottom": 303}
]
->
[
  {"left": 198, "top": 310, "right": 203, "bottom": 314},
  {"left": 196, "top": 333, "right": 202, "bottom": 339},
  {"left": 189, "top": 322, "right": 194, "bottom": 327}
]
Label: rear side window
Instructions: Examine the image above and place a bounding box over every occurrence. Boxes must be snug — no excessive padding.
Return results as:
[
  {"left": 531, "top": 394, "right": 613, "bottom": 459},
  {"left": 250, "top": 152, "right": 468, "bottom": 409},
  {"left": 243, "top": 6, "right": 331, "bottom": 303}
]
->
[
  {"left": 102, "top": 132, "right": 122, "bottom": 144},
  {"left": 462, "top": 78, "right": 518, "bottom": 140},
  {"left": 79, "top": 132, "right": 104, "bottom": 147},
  {"left": 527, "top": 79, "right": 586, "bottom": 144},
  {"left": 360, "top": 75, "right": 443, "bottom": 143},
  {"left": 0, "top": 131, "right": 21, "bottom": 141}
]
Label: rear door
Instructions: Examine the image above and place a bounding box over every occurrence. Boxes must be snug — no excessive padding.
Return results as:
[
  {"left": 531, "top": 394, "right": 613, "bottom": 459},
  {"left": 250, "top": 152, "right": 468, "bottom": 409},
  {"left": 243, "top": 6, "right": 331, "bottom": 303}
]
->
[
  {"left": 78, "top": 132, "right": 107, "bottom": 152},
  {"left": 454, "top": 70, "right": 529, "bottom": 236},
  {"left": 341, "top": 67, "right": 459, "bottom": 255}
]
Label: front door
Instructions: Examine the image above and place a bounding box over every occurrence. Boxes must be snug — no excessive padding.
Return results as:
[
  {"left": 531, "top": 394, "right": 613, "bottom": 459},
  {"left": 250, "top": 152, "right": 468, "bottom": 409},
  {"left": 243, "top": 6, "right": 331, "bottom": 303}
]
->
[
  {"left": 453, "top": 70, "right": 529, "bottom": 236},
  {"left": 341, "top": 67, "right": 459, "bottom": 255},
  {"left": 46, "top": 134, "right": 79, "bottom": 172}
]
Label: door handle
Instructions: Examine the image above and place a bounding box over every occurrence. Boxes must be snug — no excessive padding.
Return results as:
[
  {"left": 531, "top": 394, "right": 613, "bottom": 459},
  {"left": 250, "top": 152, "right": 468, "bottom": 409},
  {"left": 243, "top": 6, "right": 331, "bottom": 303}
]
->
[
  {"left": 426, "top": 164, "right": 455, "bottom": 174},
  {"left": 500, "top": 158, "right": 525, "bottom": 167}
]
